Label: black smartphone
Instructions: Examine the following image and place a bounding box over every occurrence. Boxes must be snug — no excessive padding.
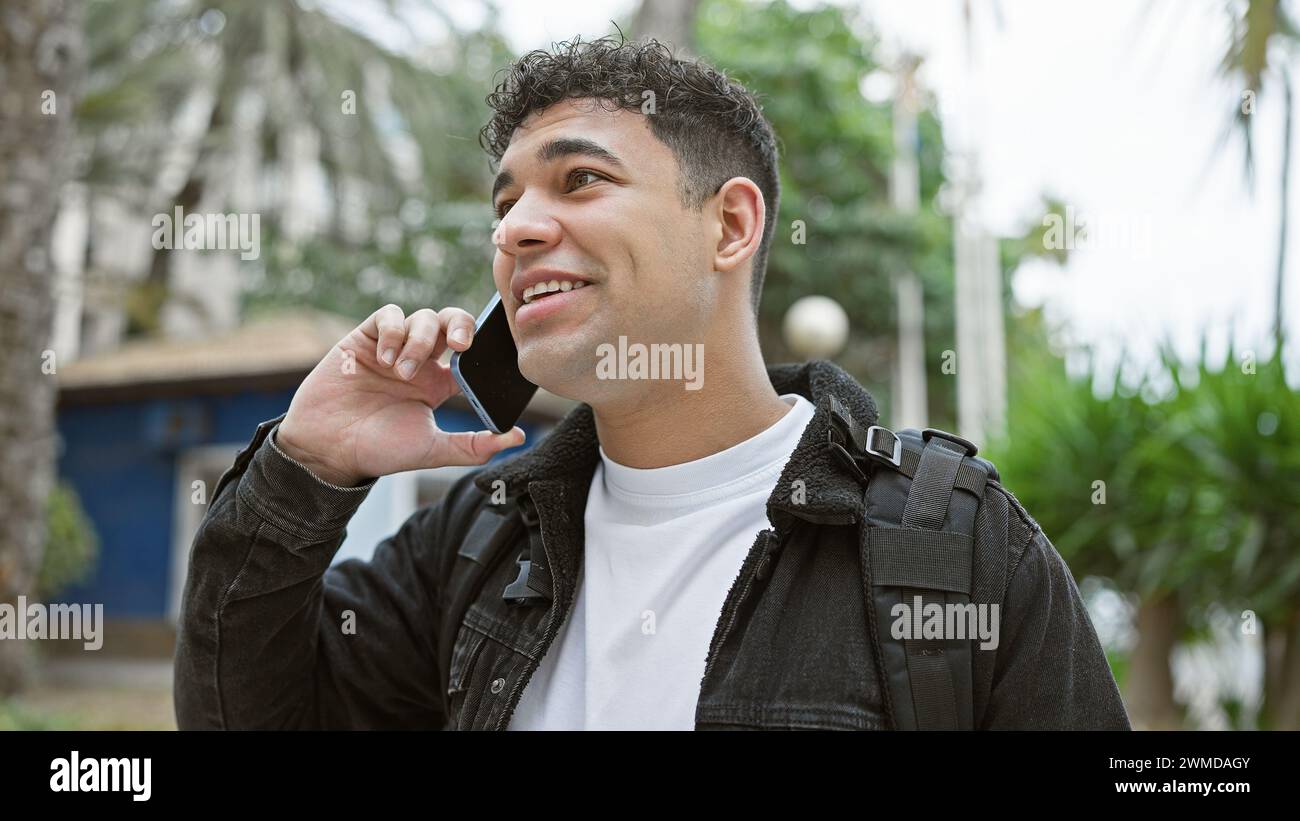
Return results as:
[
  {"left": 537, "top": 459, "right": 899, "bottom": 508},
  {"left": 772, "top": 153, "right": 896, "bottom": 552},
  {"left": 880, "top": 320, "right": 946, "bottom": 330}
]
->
[{"left": 450, "top": 292, "right": 539, "bottom": 434}]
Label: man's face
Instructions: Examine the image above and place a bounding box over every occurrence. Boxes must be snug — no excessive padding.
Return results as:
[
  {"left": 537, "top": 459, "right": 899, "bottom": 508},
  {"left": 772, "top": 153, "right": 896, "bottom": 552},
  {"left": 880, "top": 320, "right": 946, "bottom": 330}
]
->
[{"left": 490, "top": 97, "right": 715, "bottom": 400}]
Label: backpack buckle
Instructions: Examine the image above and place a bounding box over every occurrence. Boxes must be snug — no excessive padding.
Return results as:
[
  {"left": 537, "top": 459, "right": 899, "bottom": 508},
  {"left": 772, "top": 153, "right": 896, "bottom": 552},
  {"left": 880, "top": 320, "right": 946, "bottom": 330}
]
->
[
  {"left": 827, "top": 434, "right": 869, "bottom": 485},
  {"left": 504, "top": 495, "right": 551, "bottom": 606},
  {"left": 921, "top": 428, "right": 978, "bottom": 458},
  {"left": 863, "top": 425, "right": 902, "bottom": 468},
  {"left": 503, "top": 556, "right": 547, "bottom": 605},
  {"left": 825, "top": 395, "right": 867, "bottom": 453}
]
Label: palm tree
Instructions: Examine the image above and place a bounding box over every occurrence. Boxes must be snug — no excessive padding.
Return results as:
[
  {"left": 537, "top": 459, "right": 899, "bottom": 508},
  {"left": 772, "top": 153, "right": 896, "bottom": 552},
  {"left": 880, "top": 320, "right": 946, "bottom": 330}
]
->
[
  {"left": 987, "top": 337, "right": 1201, "bottom": 728},
  {"left": 76, "top": 0, "right": 512, "bottom": 336},
  {"left": 0, "top": 0, "right": 84, "bottom": 695},
  {"left": 1218, "top": 0, "right": 1297, "bottom": 354},
  {"left": 0, "top": 0, "right": 510, "bottom": 693},
  {"left": 1214, "top": 0, "right": 1300, "bottom": 730}
]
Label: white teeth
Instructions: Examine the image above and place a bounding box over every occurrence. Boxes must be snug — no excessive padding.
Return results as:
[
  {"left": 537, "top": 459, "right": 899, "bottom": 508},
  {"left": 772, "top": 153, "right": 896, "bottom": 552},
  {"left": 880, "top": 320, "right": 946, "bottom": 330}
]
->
[{"left": 522, "top": 278, "right": 589, "bottom": 303}]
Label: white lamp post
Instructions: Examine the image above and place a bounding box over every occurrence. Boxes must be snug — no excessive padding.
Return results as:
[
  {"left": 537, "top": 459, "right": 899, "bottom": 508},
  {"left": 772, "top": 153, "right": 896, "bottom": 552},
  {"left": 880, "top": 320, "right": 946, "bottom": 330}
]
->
[{"left": 783, "top": 295, "right": 849, "bottom": 360}]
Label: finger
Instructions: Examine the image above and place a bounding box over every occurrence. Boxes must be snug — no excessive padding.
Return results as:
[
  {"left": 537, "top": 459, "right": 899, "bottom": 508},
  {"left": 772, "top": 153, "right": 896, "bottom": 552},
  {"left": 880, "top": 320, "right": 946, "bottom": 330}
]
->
[
  {"left": 394, "top": 309, "right": 443, "bottom": 381},
  {"left": 430, "top": 306, "right": 478, "bottom": 362},
  {"left": 426, "top": 426, "right": 526, "bottom": 467},
  {"left": 363, "top": 304, "right": 407, "bottom": 369},
  {"left": 358, "top": 303, "right": 401, "bottom": 340},
  {"left": 412, "top": 359, "right": 463, "bottom": 409}
]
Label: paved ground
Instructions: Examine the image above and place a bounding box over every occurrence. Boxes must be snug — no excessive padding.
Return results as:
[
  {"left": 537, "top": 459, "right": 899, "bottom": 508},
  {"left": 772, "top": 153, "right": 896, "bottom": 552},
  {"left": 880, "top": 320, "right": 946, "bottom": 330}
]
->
[{"left": 3, "top": 657, "right": 176, "bottom": 730}]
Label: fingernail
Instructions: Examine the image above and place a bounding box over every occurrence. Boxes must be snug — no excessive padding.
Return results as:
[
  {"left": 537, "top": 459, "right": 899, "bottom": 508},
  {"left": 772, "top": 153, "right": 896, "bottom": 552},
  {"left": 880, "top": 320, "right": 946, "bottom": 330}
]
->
[
  {"left": 450, "top": 329, "right": 468, "bottom": 345},
  {"left": 381, "top": 348, "right": 396, "bottom": 365},
  {"left": 397, "top": 359, "right": 416, "bottom": 379}
]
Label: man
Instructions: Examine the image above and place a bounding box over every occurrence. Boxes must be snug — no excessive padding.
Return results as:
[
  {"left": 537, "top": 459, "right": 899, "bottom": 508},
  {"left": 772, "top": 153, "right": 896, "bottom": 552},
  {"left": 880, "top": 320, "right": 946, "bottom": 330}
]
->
[{"left": 173, "top": 35, "right": 1131, "bottom": 730}]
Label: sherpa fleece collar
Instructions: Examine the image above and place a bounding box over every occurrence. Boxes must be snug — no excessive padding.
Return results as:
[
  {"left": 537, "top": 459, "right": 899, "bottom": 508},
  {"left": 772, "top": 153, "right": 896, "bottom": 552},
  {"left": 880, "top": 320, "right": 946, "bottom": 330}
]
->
[{"left": 472, "top": 359, "right": 880, "bottom": 529}]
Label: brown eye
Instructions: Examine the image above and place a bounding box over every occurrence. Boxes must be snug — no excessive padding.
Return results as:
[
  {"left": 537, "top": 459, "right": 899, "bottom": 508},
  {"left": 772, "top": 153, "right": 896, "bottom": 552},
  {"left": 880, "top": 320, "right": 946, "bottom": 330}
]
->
[
  {"left": 495, "top": 170, "right": 603, "bottom": 218},
  {"left": 568, "top": 169, "right": 604, "bottom": 190}
]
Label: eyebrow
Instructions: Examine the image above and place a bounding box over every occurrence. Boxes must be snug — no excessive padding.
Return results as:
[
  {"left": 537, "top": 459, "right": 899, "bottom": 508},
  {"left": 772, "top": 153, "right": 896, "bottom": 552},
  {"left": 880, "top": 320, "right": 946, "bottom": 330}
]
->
[{"left": 491, "top": 137, "right": 625, "bottom": 207}]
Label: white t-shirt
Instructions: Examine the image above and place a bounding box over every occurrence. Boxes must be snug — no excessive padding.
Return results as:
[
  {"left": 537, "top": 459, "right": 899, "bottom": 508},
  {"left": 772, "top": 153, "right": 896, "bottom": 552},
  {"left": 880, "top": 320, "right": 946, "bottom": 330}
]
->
[{"left": 507, "top": 392, "right": 817, "bottom": 730}]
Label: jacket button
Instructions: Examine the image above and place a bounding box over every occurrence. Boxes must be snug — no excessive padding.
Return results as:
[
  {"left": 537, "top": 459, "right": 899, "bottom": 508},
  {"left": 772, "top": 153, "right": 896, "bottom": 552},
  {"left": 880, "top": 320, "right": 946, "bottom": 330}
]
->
[{"left": 490, "top": 677, "right": 505, "bottom": 694}]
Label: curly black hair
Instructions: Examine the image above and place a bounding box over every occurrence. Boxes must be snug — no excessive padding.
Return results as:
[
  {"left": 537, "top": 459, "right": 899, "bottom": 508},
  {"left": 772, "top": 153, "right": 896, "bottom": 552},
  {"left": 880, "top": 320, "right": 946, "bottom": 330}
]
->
[{"left": 479, "top": 32, "right": 781, "bottom": 318}]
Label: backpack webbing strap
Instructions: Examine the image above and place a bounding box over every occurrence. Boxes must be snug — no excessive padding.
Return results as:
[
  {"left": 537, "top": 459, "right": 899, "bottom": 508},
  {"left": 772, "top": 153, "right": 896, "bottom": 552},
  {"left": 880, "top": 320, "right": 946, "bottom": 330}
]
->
[
  {"left": 441, "top": 503, "right": 522, "bottom": 700},
  {"left": 902, "top": 436, "right": 969, "bottom": 529},
  {"left": 907, "top": 646, "right": 960, "bottom": 729},
  {"left": 502, "top": 493, "right": 554, "bottom": 606},
  {"left": 870, "top": 426, "right": 996, "bottom": 495},
  {"left": 860, "top": 425, "right": 992, "bottom": 731},
  {"left": 869, "top": 529, "right": 973, "bottom": 593}
]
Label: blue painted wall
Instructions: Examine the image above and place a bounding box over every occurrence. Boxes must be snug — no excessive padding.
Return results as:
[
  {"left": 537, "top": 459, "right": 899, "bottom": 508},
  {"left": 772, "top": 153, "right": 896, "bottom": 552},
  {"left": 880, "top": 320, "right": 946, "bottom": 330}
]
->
[{"left": 55, "top": 388, "right": 544, "bottom": 619}]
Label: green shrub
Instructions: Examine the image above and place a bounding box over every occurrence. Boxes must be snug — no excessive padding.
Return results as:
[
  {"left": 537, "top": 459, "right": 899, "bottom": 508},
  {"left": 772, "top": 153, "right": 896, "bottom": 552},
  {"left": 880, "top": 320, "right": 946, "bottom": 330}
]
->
[{"left": 40, "top": 481, "right": 99, "bottom": 599}]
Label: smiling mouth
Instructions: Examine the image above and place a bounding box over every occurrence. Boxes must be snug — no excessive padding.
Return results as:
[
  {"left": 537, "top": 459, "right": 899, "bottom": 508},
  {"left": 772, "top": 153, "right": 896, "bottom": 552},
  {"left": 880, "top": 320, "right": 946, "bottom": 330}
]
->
[
  {"left": 521, "top": 279, "right": 589, "bottom": 304},
  {"left": 515, "top": 281, "right": 595, "bottom": 326}
]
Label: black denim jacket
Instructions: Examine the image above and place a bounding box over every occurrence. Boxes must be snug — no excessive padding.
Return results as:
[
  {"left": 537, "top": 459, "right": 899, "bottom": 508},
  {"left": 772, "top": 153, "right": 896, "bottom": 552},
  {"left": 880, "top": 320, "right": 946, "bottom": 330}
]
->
[{"left": 173, "top": 359, "right": 1132, "bottom": 730}]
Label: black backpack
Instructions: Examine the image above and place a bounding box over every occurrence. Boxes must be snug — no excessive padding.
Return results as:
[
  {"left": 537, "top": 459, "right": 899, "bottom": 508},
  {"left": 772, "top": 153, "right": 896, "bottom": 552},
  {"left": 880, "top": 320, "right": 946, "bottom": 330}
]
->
[
  {"left": 824, "top": 394, "right": 1001, "bottom": 730},
  {"left": 444, "top": 396, "right": 1002, "bottom": 731}
]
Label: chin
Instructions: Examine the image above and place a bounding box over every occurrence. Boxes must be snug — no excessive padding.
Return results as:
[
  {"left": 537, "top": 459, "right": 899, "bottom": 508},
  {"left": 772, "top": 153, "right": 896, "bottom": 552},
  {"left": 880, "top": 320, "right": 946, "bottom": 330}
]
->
[
  {"left": 515, "top": 313, "right": 633, "bottom": 401},
  {"left": 517, "top": 336, "right": 591, "bottom": 397}
]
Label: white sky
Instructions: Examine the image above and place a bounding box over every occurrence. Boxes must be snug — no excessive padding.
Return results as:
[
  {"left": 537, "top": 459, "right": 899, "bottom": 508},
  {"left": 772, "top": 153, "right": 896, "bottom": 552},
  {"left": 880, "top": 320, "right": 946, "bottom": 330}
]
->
[
  {"left": 350, "top": 0, "right": 1300, "bottom": 380},
  {"left": 860, "top": 0, "right": 1300, "bottom": 382}
]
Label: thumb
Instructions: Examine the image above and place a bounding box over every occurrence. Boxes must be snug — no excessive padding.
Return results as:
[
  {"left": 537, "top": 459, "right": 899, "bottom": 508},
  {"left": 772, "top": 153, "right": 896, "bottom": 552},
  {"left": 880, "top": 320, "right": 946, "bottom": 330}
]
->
[{"left": 427, "top": 426, "right": 526, "bottom": 467}]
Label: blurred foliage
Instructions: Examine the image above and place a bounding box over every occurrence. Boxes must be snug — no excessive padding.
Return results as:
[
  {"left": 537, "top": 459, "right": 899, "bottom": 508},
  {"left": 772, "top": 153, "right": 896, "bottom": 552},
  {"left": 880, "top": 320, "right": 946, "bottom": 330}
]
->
[
  {"left": 1158, "top": 335, "right": 1300, "bottom": 623},
  {"left": 79, "top": 0, "right": 514, "bottom": 201},
  {"left": 62, "top": 0, "right": 1300, "bottom": 730},
  {"left": 238, "top": 4, "right": 518, "bottom": 320},
  {"left": 40, "top": 482, "right": 99, "bottom": 600},
  {"left": 0, "top": 696, "right": 170, "bottom": 730},
  {"left": 0, "top": 700, "right": 72, "bottom": 731},
  {"left": 248, "top": 201, "right": 503, "bottom": 321},
  {"left": 77, "top": 0, "right": 1066, "bottom": 430},
  {"left": 1215, "top": 0, "right": 1298, "bottom": 185},
  {"left": 79, "top": 0, "right": 515, "bottom": 327},
  {"left": 1105, "top": 646, "right": 1130, "bottom": 693},
  {"left": 986, "top": 319, "right": 1300, "bottom": 724},
  {"left": 988, "top": 328, "right": 1300, "bottom": 620},
  {"left": 1209, "top": 0, "right": 1296, "bottom": 358},
  {"left": 695, "top": 0, "right": 1063, "bottom": 428}
]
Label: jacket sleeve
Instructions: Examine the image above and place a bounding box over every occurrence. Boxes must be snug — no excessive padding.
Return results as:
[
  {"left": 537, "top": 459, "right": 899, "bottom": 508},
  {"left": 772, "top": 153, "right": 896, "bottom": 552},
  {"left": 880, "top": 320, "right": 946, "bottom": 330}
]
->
[
  {"left": 173, "top": 416, "right": 452, "bottom": 730},
  {"left": 980, "top": 525, "right": 1133, "bottom": 730}
]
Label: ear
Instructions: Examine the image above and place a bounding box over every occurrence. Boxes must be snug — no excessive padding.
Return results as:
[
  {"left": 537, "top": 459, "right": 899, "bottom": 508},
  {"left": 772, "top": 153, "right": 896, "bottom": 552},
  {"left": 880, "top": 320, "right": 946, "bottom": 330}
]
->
[{"left": 711, "top": 177, "right": 765, "bottom": 275}]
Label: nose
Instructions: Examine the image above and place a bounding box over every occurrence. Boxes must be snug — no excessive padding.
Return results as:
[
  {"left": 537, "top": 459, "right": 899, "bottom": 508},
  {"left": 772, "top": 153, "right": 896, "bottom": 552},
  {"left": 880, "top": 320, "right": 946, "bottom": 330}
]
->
[{"left": 492, "top": 194, "right": 562, "bottom": 255}]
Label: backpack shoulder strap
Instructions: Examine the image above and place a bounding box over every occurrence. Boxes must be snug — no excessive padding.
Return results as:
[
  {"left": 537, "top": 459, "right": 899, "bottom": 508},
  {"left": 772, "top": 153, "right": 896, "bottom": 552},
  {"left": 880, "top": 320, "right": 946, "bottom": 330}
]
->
[
  {"left": 438, "top": 488, "right": 559, "bottom": 658},
  {"left": 828, "top": 400, "right": 997, "bottom": 730},
  {"left": 438, "top": 499, "right": 524, "bottom": 687},
  {"left": 868, "top": 426, "right": 995, "bottom": 730}
]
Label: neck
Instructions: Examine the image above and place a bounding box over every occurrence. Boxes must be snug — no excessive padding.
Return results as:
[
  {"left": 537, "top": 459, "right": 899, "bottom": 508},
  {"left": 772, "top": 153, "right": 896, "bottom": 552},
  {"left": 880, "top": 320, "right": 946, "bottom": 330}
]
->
[{"left": 590, "top": 334, "right": 791, "bottom": 469}]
